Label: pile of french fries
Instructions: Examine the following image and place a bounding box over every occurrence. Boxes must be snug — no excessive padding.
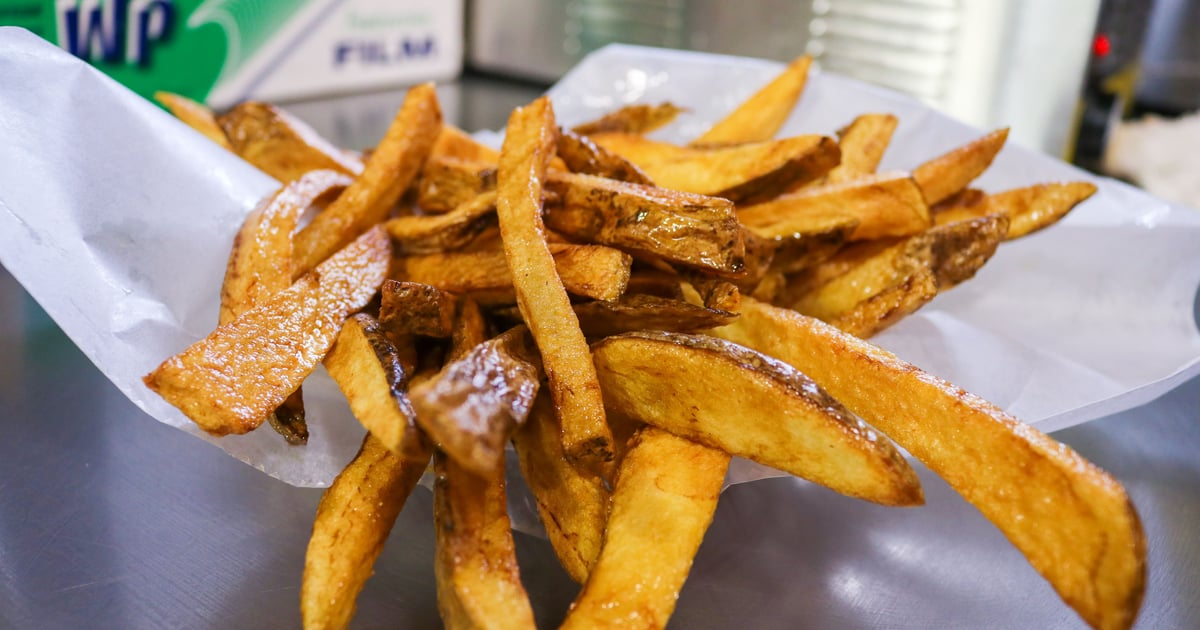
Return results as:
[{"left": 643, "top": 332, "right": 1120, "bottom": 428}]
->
[{"left": 147, "top": 56, "right": 1144, "bottom": 630}]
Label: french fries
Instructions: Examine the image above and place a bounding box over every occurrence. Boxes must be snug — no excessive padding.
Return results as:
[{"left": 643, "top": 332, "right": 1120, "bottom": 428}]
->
[
  {"left": 145, "top": 51, "right": 1135, "bottom": 630},
  {"left": 154, "top": 91, "right": 231, "bottom": 149}
]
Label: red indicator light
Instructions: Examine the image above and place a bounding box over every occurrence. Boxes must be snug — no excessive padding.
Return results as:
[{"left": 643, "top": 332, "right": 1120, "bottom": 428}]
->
[{"left": 1093, "top": 33, "right": 1111, "bottom": 57}]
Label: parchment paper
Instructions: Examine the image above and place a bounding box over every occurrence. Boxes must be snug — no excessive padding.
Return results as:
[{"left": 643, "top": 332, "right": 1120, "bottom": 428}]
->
[{"left": 2, "top": 29, "right": 1198, "bottom": 487}]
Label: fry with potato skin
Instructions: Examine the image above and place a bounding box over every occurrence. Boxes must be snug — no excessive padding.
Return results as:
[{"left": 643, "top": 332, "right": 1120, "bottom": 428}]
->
[
  {"left": 571, "top": 102, "right": 687, "bottom": 136},
  {"left": 741, "top": 172, "right": 930, "bottom": 241},
  {"left": 387, "top": 191, "right": 498, "bottom": 254},
  {"left": 787, "top": 234, "right": 934, "bottom": 321},
  {"left": 154, "top": 91, "right": 232, "bottom": 149},
  {"left": 378, "top": 280, "right": 460, "bottom": 339},
  {"left": 293, "top": 83, "right": 442, "bottom": 276},
  {"left": 824, "top": 113, "right": 899, "bottom": 184},
  {"left": 495, "top": 96, "right": 615, "bottom": 467},
  {"left": 416, "top": 157, "right": 497, "bottom": 213},
  {"left": 913, "top": 128, "right": 1009, "bottom": 206},
  {"left": 144, "top": 227, "right": 391, "bottom": 435},
  {"left": 827, "top": 267, "right": 938, "bottom": 338},
  {"left": 592, "top": 331, "right": 923, "bottom": 506},
  {"left": 218, "top": 101, "right": 364, "bottom": 183},
  {"left": 301, "top": 432, "right": 431, "bottom": 630},
  {"left": 691, "top": 55, "right": 812, "bottom": 146},
  {"left": 561, "top": 427, "right": 728, "bottom": 629},
  {"left": 933, "top": 182, "right": 1097, "bottom": 239},
  {"left": 713, "top": 298, "right": 1147, "bottom": 630},
  {"left": 557, "top": 128, "right": 654, "bottom": 185}
]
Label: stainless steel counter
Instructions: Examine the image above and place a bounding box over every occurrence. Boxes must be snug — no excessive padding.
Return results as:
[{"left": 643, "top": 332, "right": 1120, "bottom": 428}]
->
[{"left": 1, "top": 75, "right": 1197, "bottom": 629}]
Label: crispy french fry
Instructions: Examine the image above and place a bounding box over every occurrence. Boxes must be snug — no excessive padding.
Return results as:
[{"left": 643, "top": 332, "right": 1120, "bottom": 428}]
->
[
  {"left": 378, "top": 279, "right": 459, "bottom": 339},
  {"left": 391, "top": 243, "right": 631, "bottom": 305},
  {"left": 827, "top": 267, "right": 938, "bottom": 338},
  {"left": 145, "top": 227, "right": 389, "bottom": 435},
  {"left": 561, "top": 427, "right": 728, "bottom": 629},
  {"left": 595, "top": 133, "right": 841, "bottom": 203},
  {"left": 433, "top": 452, "right": 536, "bottom": 630},
  {"left": 592, "top": 331, "right": 923, "bottom": 506},
  {"left": 301, "top": 432, "right": 432, "bottom": 630},
  {"left": 927, "top": 213, "right": 1008, "bottom": 290},
  {"left": 571, "top": 102, "right": 687, "bottom": 136},
  {"left": 409, "top": 327, "right": 541, "bottom": 475},
  {"left": 154, "top": 91, "right": 231, "bottom": 149},
  {"left": 544, "top": 171, "right": 742, "bottom": 273},
  {"left": 913, "top": 128, "right": 1009, "bottom": 206},
  {"left": 824, "top": 113, "right": 899, "bottom": 184},
  {"left": 324, "top": 313, "right": 425, "bottom": 457},
  {"left": 570, "top": 293, "right": 737, "bottom": 337},
  {"left": 930, "top": 187, "right": 988, "bottom": 220},
  {"left": 741, "top": 172, "right": 930, "bottom": 241},
  {"left": 713, "top": 299, "right": 1146, "bottom": 630},
  {"left": 787, "top": 234, "right": 933, "bottom": 321},
  {"left": 293, "top": 83, "right": 442, "bottom": 276},
  {"left": 691, "top": 55, "right": 812, "bottom": 146},
  {"left": 218, "top": 101, "right": 364, "bottom": 183},
  {"left": 557, "top": 128, "right": 654, "bottom": 185},
  {"left": 685, "top": 274, "right": 741, "bottom": 313},
  {"left": 430, "top": 124, "right": 501, "bottom": 163},
  {"left": 512, "top": 392, "right": 609, "bottom": 584},
  {"left": 417, "top": 157, "right": 496, "bottom": 213},
  {"left": 754, "top": 214, "right": 858, "bottom": 275},
  {"left": 937, "top": 182, "right": 1097, "bottom": 240},
  {"left": 387, "top": 191, "right": 498, "bottom": 254},
  {"left": 496, "top": 96, "right": 614, "bottom": 468}
]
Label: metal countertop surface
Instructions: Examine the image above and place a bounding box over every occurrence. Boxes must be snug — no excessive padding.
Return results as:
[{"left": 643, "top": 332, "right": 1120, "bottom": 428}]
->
[{"left": 1, "top": 75, "right": 1198, "bottom": 630}]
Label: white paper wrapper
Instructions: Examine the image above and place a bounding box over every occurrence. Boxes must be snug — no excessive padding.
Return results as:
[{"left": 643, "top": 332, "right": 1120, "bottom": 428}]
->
[{"left": 3, "top": 29, "right": 1199, "bottom": 488}]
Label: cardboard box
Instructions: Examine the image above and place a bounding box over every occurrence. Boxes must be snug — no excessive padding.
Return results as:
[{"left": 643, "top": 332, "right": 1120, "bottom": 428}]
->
[{"left": 3, "top": 0, "right": 463, "bottom": 106}]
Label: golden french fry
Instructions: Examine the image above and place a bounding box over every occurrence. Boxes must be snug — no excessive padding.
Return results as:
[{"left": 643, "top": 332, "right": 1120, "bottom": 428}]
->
[
  {"left": 378, "top": 279, "right": 459, "bottom": 339},
  {"left": 144, "top": 227, "right": 390, "bottom": 435},
  {"left": 218, "top": 101, "right": 364, "bottom": 183},
  {"left": 592, "top": 331, "right": 923, "bottom": 506},
  {"left": 430, "top": 124, "right": 501, "bottom": 163},
  {"left": 930, "top": 187, "right": 989, "bottom": 220},
  {"left": 495, "top": 96, "right": 614, "bottom": 468},
  {"left": 301, "top": 433, "right": 432, "bottom": 630},
  {"left": 544, "top": 171, "right": 742, "bottom": 274},
  {"left": 741, "top": 172, "right": 930, "bottom": 241},
  {"left": 293, "top": 83, "right": 442, "bottom": 276},
  {"left": 976, "top": 182, "right": 1097, "bottom": 239},
  {"left": 824, "top": 113, "right": 899, "bottom": 184},
  {"left": 387, "top": 191, "right": 498, "bottom": 254},
  {"left": 827, "top": 267, "right": 938, "bottom": 338},
  {"left": 433, "top": 452, "right": 537, "bottom": 630},
  {"left": 787, "top": 234, "right": 933, "bottom": 321},
  {"left": 684, "top": 274, "right": 741, "bottom": 313},
  {"left": 913, "top": 128, "right": 1009, "bottom": 206},
  {"left": 691, "top": 55, "right": 812, "bottom": 146},
  {"left": 324, "top": 313, "right": 425, "bottom": 457},
  {"left": 713, "top": 299, "right": 1146, "bottom": 630},
  {"left": 570, "top": 293, "right": 737, "bottom": 337},
  {"left": 557, "top": 128, "right": 654, "bottom": 185},
  {"left": 391, "top": 243, "right": 631, "bottom": 305},
  {"left": 595, "top": 133, "right": 841, "bottom": 203},
  {"left": 417, "top": 157, "right": 496, "bottom": 213},
  {"left": 571, "top": 102, "right": 687, "bottom": 136},
  {"left": 927, "top": 213, "right": 1008, "bottom": 290},
  {"left": 154, "top": 91, "right": 231, "bottom": 149},
  {"left": 409, "top": 327, "right": 541, "bottom": 475},
  {"left": 752, "top": 214, "right": 858, "bottom": 275},
  {"left": 560, "top": 427, "right": 728, "bottom": 629},
  {"left": 512, "top": 392, "right": 610, "bottom": 584}
]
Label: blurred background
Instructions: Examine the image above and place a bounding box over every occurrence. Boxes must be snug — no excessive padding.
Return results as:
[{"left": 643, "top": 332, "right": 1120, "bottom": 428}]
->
[{"left": 5, "top": 0, "right": 1199, "bottom": 206}]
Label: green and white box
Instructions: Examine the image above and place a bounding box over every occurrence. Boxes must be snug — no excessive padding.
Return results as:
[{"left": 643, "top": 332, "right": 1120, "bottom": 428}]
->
[{"left": 3, "top": 0, "right": 463, "bottom": 106}]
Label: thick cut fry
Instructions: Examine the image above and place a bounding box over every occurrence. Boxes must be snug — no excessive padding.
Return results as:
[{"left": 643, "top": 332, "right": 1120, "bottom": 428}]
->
[
  {"left": 324, "top": 313, "right": 425, "bottom": 457},
  {"left": 430, "top": 124, "right": 501, "bottom": 163},
  {"left": 825, "top": 113, "right": 899, "bottom": 184},
  {"left": 409, "top": 327, "right": 541, "bottom": 475},
  {"left": 218, "top": 101, "right": 364, "bottom": 182},
  {"left": 930, "top": 187, "right": 988, "bottom": 220},
  {"left": 741, "top": 172, "right": 930, "bottom": 241},
  {"left": 758, "top": 215, "right": 858, "bottom": 275},
  {"left": 828, "top": 267, "right": 937, "bottom": 338},
  {"left": 742, "top": 207, "right": 859, "bottom": 244},
  {"left": 220, "top": 170, "right": 350, "bottom": 443},
  {"left": 685, "top": 274, "right": 741, "bottom": 313},
  {"left": 417, "top": 157, "right": 497, "bottom": 213},
  {"left": 571, "top": 102, "right": 687, "bottom": 136},
  {"left": 561, "top": 427, "right": 728, "bottom": 629},
  {"left": 935, "top": 182, "right": 1097, "bottom": 239},
  {"left": 433, "top": 452, "right": 536, "bottom": 630},
  {"left": 557, "top": 128, "right": 654, "bottom": 185},
  {"left": 293, "top": 83, "right": 442, "bottom": 276},
  {"left": 691, "top": 55, "right": 812, "bottom": 146},
  {"left": 387, "top": 191, "right": 498, "bottom": 253},
  {"left": 592, "top": 331, "right": 923, "bottom": 506},
  {"left": 595, "top": 133, "right": 841, "bottom": 203},
  {"left": 391, "top": 244, "right": 632, "bottom": 305},
  {"left": 154, "top": 91, "right": 231, "bottom": 149},
  {"left": 544, "top": 171, "right": 742, "bottom": 273},
  {"left": 714, "top": 299, "right": 1146, "bottom": 630},
  {"left": 143, "top": 227, "right": 390, "bottom": 435},
  {"left": 495, "top": 96, "right": 614, "bottom": 467},
  {"left": 788, "top": 234, "right": 933, "bottom": 321},
  {"left": 378, "top": 280, "right": 459, "bottom": 339},
  {"left": 512, "top": 393, "right": 610, "bottom": 584},
  {"left": 913, "top": 128, "right": 1009, "bottom": 206},
  {"left": 301, "top": 433, "right": 432, "bottom": 630},
  {"left": 570, "top": 293, "right": 737, "bottom": 338},
  {"left": 927, "top": 213, "right": 1008, "bottom": 290}
]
